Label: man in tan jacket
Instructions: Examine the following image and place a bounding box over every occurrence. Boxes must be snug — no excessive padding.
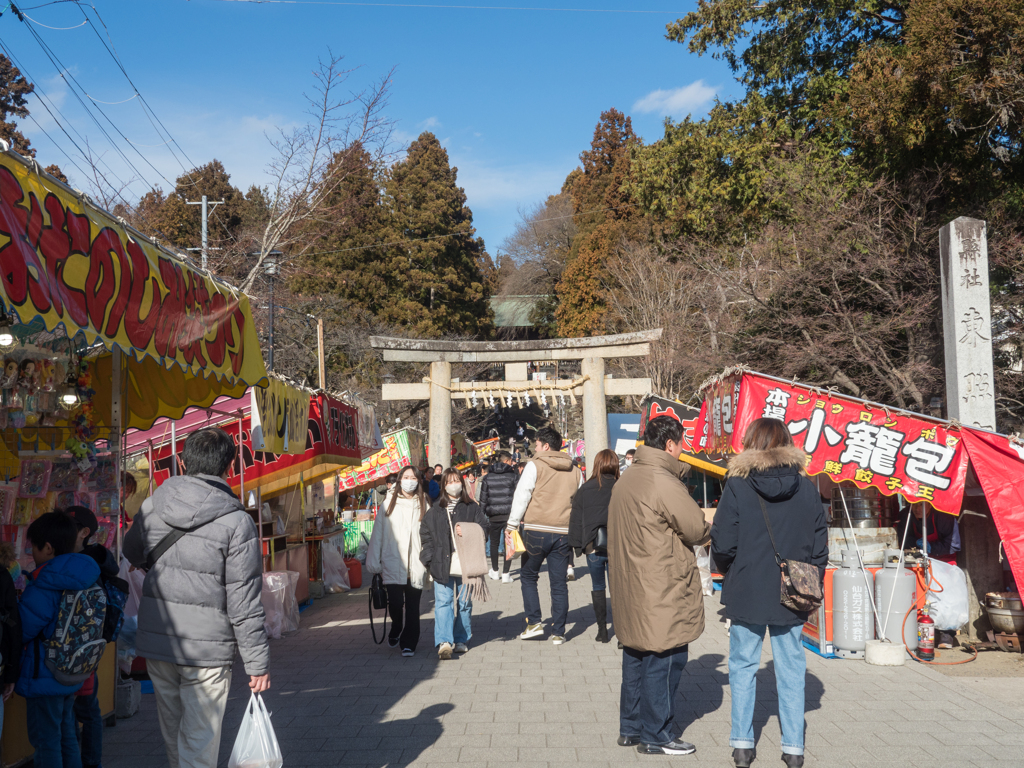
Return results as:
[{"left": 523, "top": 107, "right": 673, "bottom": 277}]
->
[
  {"left": 506, "top": 426, "right": 582, "bottom": 644},
  {"left": 608, "top": 416, "right": 710, "bottom": 756}
]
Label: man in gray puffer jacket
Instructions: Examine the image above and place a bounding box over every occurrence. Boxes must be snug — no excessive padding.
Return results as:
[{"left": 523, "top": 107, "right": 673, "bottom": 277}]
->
[{"left": 124, "top": 427, "right": 269, "bottom": 768}]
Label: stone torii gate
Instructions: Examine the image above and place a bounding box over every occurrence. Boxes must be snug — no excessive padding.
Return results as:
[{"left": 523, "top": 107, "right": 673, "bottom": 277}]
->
[{"left": 371, "top": 330, "right": 662, "bottom": 473}]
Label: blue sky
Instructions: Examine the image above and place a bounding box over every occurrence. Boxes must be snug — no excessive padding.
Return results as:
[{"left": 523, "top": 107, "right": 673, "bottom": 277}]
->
[{"left": 1, "top": 0, "right": 739, "bottom": 256}]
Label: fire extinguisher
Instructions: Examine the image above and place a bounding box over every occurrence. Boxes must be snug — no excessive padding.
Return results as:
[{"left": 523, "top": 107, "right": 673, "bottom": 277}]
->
[{"left": 917, "top": 602, "right": 935, "bottom": 661}]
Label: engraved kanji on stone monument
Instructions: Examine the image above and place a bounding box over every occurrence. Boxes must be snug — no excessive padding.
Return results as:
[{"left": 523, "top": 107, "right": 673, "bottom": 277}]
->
[{"left": 940, "top": 217, "right": 996, "bottom": 431}]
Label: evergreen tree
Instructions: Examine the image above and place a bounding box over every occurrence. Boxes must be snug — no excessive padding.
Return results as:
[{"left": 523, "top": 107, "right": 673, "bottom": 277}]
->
[
  {"left": 555, "top": 109, "right": 639, "bottom": 337},
  {"left": 376, "top": 132, "right": 493, "bottom": 337}
]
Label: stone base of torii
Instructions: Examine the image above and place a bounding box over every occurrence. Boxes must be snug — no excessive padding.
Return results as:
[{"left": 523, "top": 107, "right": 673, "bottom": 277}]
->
[{"left": 371, "top": 330, "right": 661, "bottom": 473}]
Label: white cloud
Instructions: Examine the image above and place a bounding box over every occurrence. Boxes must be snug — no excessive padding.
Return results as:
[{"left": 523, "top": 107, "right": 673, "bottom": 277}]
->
[
  {"left": 419, "top": 116, "right": 441, "bottom": 130},
  {"left": 632, "top": 81, "right": 717, "bottom": 118}
]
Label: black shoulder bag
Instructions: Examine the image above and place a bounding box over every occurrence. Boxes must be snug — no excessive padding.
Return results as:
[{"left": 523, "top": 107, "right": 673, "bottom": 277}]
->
[
  {"left": 755, "top": 489, "right": 823, "bottom": 612},
  {"left": 368, "top": 574, "right": 388, "bottom": 645}
]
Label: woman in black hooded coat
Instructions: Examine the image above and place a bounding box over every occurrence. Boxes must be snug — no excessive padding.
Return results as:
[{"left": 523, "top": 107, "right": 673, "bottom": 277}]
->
[{"left": 711, "top": 418, "right": 828, "bottom": 768}]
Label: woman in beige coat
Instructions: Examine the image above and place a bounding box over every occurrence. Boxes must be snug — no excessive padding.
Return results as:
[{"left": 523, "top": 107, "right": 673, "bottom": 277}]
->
[{"left": 366, "top": 465, "right": 428, "bottom": 656}]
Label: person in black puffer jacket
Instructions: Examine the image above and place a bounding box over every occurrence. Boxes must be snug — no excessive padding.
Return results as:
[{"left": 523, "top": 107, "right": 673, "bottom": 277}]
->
[
  {"left": 568, "top": 449, "right": 619, "bottom": 643},
  {"left": 478, "top": 451, "right": 518, "bottom": 582}
]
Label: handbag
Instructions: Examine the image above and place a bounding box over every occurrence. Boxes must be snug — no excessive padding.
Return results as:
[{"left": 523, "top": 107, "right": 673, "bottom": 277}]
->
[
  {"left": 592, "top": 526, "right": 608, "bottom": 555},
  {"left": 755, "top": 491, "right": 823, "bottom": 612},
  {"left": 368, "top": 573, "right": 388, "bottom": 645},
  {"left": 505, "top": 528, "right": 526, "bottom": 559}
]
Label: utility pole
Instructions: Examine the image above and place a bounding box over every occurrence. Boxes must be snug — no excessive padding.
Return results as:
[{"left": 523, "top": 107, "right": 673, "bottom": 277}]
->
[
  {"left": 186, "top": 195, "right": 225, "bottom": 270},
  {"left": 317, "top": 317, "right": 326, "bottom": 390}
]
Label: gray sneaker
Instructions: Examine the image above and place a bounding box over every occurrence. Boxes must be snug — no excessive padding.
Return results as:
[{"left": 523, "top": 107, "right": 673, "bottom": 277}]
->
[{"left": 454, "top": 643, "right": 469, "bottom": 654}]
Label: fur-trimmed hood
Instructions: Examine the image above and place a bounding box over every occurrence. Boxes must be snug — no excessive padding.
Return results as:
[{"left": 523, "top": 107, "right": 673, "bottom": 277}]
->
[
  {"left": 727, "top": 445, "right": 809, "bottom": 504},
  {"left": 727, "top": 445, "right": 808, "bottom": 478}
]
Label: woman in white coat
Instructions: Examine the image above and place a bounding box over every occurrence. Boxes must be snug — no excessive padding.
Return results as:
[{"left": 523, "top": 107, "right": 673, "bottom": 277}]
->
[{"left": 366, "top": 465, "right": 428, "bottom": 656}]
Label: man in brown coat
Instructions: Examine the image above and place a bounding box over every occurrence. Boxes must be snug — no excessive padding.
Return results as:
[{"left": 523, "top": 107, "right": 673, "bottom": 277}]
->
[{"left": 608, "top": 415, "right": 710, "bottom": 756}]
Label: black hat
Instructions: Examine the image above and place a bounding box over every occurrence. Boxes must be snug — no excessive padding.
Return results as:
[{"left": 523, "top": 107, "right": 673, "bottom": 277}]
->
[{"left": 66, "top": 505, "right": 98, "bottom": 539}]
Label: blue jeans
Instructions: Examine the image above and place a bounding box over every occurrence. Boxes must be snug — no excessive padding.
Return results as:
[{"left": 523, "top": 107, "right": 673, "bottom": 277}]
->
[
  {"left": 620, "top": 644, "right": 688, "bottom": 745},
  {"left": 520, "top": 530, "right": 570, "bottom": 636},
  {"left": 729, "top": 622, "right": 806, "bottom": 756},
  {"left": 587, "top": 553, "right": 608, "bottom": 592},
  {"left": 434, "top": 577, "right": 472, "bottom": 646},
  {"left": 74, "top": 680, "right": 103, "bottom": 767},
  {"left": 26, "top": 693, "right": 83, "bottom": 768}
]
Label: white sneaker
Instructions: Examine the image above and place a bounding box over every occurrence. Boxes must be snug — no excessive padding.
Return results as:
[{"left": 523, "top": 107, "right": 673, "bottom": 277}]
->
[
  {"left": 519, "top": 622, "right": 544, "bottom": 640},
  {"left": 438, "top": 642, "right": 453, "bottom": 660},
  {"left": 401, "top": 648, "right": 415, "bottom": 657},
  {"left": 487, "top": 569, "right": 500, "bottom": 581},
  {"left": 566, "top": 566, "right": 576, "bottom": 581},
  {"left": 453, "top": 643, "right": 469, "bottom": 654},
  {"left": 551, "top": 635, "right": 566, "bottom": 645},
  {"left": 501, "top": 573, "right": 513, "bottom": 583}
]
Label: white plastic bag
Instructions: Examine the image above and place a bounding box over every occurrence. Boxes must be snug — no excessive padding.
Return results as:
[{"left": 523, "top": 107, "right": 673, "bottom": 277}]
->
[
  {"left": 927, "top": 558, "right": 969, "bottom": 630},
  {"left": 261, "top": 571, "right": 300, "bottom": 639},
  {"left": 118, "top": 555, "right": 146, "bottom": 619},
  {"left": 322, "top": 542, "right": 350, "bottom": 593},
  {"left": 228, "top": 693, "right": 283, "bottom": 768},
  {"left": 116, "top": 615, "right": 138, "bottom": 676},
  {"left": 694, "top": 545, "right": 713, "bottom": 597}
]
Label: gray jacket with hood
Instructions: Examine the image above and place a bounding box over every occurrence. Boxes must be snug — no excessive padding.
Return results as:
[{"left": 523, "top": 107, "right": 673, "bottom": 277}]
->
[{"left": 123, "top": 474, "right": 269, "bottom": 675}]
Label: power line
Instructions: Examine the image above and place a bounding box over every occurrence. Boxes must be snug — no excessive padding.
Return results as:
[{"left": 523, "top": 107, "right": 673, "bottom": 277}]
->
[
  {"left": 17, "top": 20, "right": 167, "bottom": 190},
  {"left": 210, "top": 0, "right": 681, "bottom": 11},
  {"left": 0, "top": 36, "right": 136, "bottom": 196}
]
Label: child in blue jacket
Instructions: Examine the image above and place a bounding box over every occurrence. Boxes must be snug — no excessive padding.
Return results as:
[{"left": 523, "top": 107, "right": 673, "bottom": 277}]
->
[{"left": 17, "top": 512, "right": 100, "bottom": 768}]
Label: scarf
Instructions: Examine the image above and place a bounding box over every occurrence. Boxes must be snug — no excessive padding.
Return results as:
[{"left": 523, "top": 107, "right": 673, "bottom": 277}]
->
[{"left": 451, "top": 520, "right": 490, "bottom": 604}]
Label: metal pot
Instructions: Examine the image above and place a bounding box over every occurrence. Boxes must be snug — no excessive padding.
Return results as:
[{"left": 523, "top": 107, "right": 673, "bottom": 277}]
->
[{"left": 986, "top": 593, "right": 1024, "bottom": 634}]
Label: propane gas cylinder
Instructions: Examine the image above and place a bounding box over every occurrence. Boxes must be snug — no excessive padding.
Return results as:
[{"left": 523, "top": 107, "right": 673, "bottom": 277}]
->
[
  {"left": 833, "top": 550, "right": 875, "bottom": 658},
  {"left": 875, "top": 549, "right": 918, "bottom": 650}
]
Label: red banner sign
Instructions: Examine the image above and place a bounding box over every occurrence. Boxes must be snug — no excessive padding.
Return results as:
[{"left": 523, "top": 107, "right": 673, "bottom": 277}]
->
[
  {"left": 151, "top": 394, "right": 361, "bottom": 495},
  {"left": 703, "top": 373, "right": 969, "bottom": 515},
  {"left": 638, "top": 394, "right": 726, "bottom": 475}
]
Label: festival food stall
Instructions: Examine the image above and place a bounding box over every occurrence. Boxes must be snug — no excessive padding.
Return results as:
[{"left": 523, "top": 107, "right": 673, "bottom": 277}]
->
[
  {"left": 0, "top": 146, "right": 268, "bottom": 764},
  {"left": 474, "top": 436, "right": 501, "bottom": 463},
  {"left": 136, "top": 382, "right": 365, "bottom": 604},
  {"left": 696, "top": 368, "right": 1024, "bottom": 659},
  {"left": 334, "top": 427, "right": 427, "bottom": 555}
]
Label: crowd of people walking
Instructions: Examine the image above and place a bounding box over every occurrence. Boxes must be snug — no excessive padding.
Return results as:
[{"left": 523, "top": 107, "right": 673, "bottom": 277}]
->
[
  {"left": 362, "top": 415, "right": 827, "bottom": 767},
  {"left": 9, "top": 414, "right": 825, "bottom": 768}
]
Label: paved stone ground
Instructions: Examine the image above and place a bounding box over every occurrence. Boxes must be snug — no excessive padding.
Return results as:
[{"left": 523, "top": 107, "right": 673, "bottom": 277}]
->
[{"left": 102, "top": 563, "right": 1024, "bottom": 768}]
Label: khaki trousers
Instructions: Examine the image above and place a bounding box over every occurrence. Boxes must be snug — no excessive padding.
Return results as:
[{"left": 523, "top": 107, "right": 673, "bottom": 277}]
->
[{"left": 148, "top": 659, "right": 233, "bottom": 768}]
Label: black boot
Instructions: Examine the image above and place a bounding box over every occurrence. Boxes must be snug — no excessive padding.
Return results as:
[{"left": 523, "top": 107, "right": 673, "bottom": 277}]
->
[{"left": 592, "top": 590, "right": 609, "bottom": 643}]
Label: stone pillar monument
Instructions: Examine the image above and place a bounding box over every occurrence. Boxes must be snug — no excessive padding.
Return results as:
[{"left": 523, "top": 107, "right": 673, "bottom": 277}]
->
[
  {"left": 939, "top": 216, "right": 1001, "bottom": 639},
  {"left": 939, "top": 217, "right": 996, "bottom": 430},
  {"left": 428, "top": 360, "right": 452, "bottom": 472},
  {"left": 581, "top": 357, "right": 608, "bottom": 474}
]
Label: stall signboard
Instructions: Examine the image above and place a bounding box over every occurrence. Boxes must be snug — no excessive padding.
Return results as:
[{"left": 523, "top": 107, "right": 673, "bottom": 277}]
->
[
  {"left": 474, "top": 437, "right": 501, "bottom": 461},
  {"left": 251, "top": 377, "right": 310, "bottom": 455},
  {"left": 337, "top": 429, "right": 412, "bottom": 491},
  {"left": 355, "top": 399, "right": 384, "bottom": 458},
  {"left": 0, "top": 152, "right": 267, "bottom": 388},
  {"left": 638, "top": 395, "right": 727, "bottom": 476},
  {"left": 452, "top": 434, "right": 478, "bottom": 470},
  {"left": 151, "top": 394, "right": 361, "bottom": 496},
  {"left": 701, "top": 372, "right": 969, "bottom": 515}
]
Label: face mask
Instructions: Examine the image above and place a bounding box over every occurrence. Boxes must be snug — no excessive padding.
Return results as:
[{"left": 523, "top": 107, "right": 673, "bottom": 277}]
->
[
  {"left": 445, "top": 483, "right": 463, "bottom": 497},
  {"left": 400, "top": 479, "right": 419, "bottom": 494}
]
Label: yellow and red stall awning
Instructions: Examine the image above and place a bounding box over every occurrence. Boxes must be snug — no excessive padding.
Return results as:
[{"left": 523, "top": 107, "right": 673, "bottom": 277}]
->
[{"left": 0, "top": 150, "right": 268, "bottom": 431}]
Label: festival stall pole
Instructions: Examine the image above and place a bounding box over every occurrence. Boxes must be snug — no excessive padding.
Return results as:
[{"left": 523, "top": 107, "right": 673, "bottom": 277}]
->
[{"left": 0, "top": 146, "right": 269, "bottom": 761}]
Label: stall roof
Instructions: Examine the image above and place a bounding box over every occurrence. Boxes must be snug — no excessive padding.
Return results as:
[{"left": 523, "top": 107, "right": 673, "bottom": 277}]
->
[{"left": 0, "top": 147, "right": 268, "bottom": 431}]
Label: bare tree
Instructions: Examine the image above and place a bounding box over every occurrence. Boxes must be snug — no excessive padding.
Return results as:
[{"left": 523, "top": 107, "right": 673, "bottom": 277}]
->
[{"left": 239, "top": 52, "right": 395, "bottom": 293}]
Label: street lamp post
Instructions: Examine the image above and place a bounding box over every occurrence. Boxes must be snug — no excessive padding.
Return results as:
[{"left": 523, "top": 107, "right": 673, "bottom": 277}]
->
[{"left": 263, "top": 251, "right": 283, "bottom": 371}]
